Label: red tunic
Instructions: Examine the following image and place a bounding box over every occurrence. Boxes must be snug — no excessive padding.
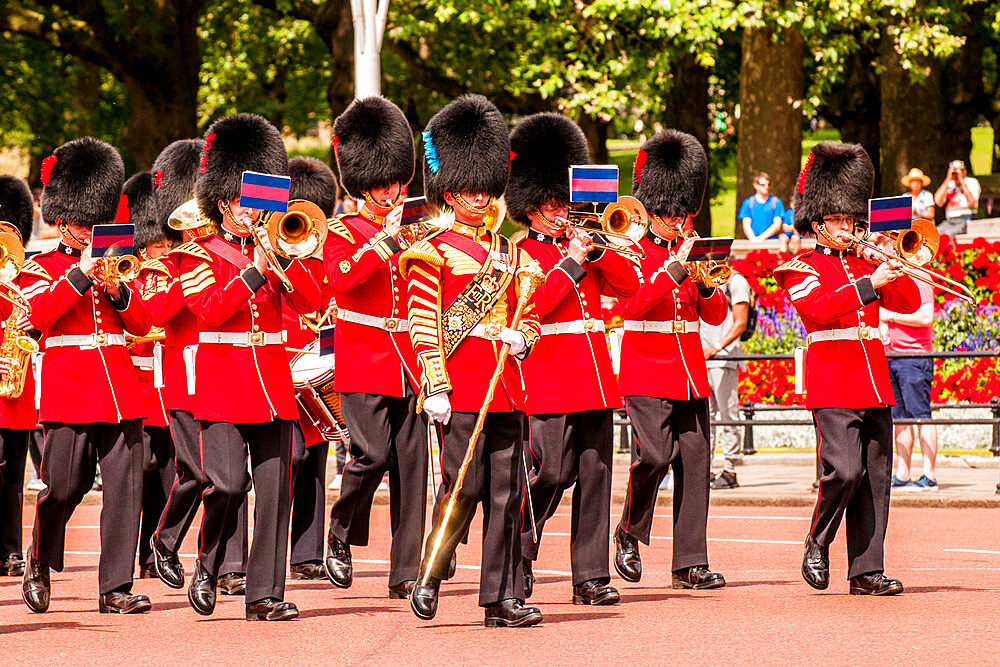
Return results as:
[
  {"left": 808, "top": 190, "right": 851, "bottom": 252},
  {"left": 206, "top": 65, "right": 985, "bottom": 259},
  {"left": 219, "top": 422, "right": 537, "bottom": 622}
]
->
[
  {"left": 516, "top": 232, "right": 639, "bottom": 414},
  {"left": 19, "top": 244, "right": 151, "bottom": 423},
  {"left": 618, "top": 233, "right": 729, "bottom": 400},
  {"left": 774, "top": 247, "right": 921, "bottom": 409},
  {"left": 143, "top": 256, "right": 198, "bottom": 414},
  {"left": 175, "top": 233, "right": 321, "bottom": 423},
  {"left": 400, "top": 224, "right": 541, "bottom": 413},
  {"left": 0, "top": 298, "right": 37, "bottom": 430},
  {"left": 323, "top": 214, "right": 419, "bottom": 396},
  {"left": 130, "top": 260, "right": 170, "bottom": 428}
]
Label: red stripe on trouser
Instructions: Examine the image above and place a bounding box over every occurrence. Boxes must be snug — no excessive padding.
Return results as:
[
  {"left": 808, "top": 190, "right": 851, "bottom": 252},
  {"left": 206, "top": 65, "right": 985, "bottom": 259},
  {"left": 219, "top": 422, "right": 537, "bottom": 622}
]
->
[
  {"left": 623, "top": 401, "right": 638, "bottom": 533},
  {"left": 33, "top": 424, "right": 48, "bottom": 560},
  {"left": 810, "top": 415, "right": 824, "bottom": 538}
]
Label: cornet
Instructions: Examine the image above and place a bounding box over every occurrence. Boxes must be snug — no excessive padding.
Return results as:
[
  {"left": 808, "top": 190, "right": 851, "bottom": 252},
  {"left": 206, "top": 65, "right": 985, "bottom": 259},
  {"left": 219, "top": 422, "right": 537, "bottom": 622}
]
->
[
  {"left": 553, "top": 195, "right": 648, "bottom": 259},
  {"left": 233, "top": 199, "right": 329, "bottom": 293},
  {"left": 680, "top": 229, "right": 732, "bottom": 288},
  {"left": 92, "top": 254, "right": 141, "bottom": 291}
]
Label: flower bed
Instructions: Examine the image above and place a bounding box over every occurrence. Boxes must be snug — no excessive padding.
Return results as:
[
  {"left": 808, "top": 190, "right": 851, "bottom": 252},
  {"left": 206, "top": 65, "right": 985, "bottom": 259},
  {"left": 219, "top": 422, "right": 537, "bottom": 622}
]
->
[{"left": 731, "top": 239, "right": 1000, "bottom": 406}]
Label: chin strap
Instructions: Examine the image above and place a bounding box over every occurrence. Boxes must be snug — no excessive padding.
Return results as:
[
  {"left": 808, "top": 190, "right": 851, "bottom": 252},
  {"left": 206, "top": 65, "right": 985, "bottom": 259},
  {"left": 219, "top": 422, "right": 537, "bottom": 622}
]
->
[
  {"left": 816, "top": 222, "right": 851, "bottom": 250},
  {"left": 58, "top": 223, "right": 88, "bottom": 250},
  {"left": 451, "top": 192, "right": 494, "bottom": 215}
]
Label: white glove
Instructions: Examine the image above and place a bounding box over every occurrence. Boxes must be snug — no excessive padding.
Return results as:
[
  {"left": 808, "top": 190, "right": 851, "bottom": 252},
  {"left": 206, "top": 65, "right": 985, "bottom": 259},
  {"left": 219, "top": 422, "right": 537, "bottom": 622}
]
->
[
  {"left": 499, "top": 327, "right": 528, "bottom": 357},
  {"left": 423, "top": 391, "right": 452, "bottom": 425}
]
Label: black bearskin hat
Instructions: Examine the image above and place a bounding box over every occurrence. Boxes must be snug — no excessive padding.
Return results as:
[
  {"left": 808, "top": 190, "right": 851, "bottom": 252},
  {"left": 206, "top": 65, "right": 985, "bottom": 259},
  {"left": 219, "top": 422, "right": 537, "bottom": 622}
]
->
[
  {"left": 0, "top": 175, "right": 34, "bottom": 242},
  {"left": 422, "top": 94, "right": 510, "bottom": 208},
  {"left": 152, "top": 139, "right": 203, "bottom": 242},
  {"left": 288, "top": 156, "right": 338, "bottom": 218},
  {"left": 506, "top": 113, "right": 589, "bottom": 226},
  {"left": 40, "top": 136, "right": 124, "bottom": 227},
  {"left": 793, "top": 141, "right": 874, "bottom": 236},
  {"left": 124, "top": 171, "right": 165, "bottom": 249},
  {"left": 332, "top": 96, "right": 414, "bottom": 199},
  {"left": 195, "top": 113, "right": 288, "bottom": 227},
  {"left": 632, "top": 130, "right": 707, "bottom": 218}
]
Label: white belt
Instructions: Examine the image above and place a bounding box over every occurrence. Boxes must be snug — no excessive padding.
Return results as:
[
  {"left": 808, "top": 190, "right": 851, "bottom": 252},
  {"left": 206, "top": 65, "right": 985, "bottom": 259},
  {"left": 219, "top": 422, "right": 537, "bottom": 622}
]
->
[
  {"left": 539, "top": 319, "right": 606, "bottom": 336},
  {"left": 806, "top": 326, "right": 880, "bottom": 346},
  {"left": 468, "top": 323, "right": 511, "bottom": 341},
  {"left": 131, "top": 356, "right": 154, "bottom": 371},
  {"left": 337, "top": 309, "right": 409, "bottom": 332},
  {"left": 622, "top": 319, "right": 700, "bottom": 334},
  {"left": 46, "top": 333, "right": 126, "bottom": 349},
  {"left": 198, "top": 331, "right": 285, "bottom": 347}
]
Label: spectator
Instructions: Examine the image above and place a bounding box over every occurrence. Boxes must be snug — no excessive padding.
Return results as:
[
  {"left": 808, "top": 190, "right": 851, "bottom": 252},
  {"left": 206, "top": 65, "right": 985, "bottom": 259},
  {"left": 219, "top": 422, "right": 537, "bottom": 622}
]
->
[
  {"left": 780, "top": 191, "right": 802, "bottom": 254},
  {"left": 877, "top": 237, "right": 937, "bottom": 491},
  {"left": 933, "top": 160, "right": 979, "bottom": 237},
  {"left": 902, "top": 168, "right": 934, "bottom": 222},
  {"left": 739, "top": 172, "right": 784, "bottom": 242},
  {"left": 702, "top": 270, "right": 752, "bottom": 489}
]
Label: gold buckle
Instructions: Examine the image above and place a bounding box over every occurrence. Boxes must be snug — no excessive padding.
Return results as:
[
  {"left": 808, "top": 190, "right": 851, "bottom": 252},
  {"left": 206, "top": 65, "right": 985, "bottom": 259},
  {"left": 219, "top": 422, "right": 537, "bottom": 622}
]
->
[
  {"left": 94, "top": 333, "right": 109, "bottom": 347},
  {"left": 384, "top": 318, "right": 398, "bottom": 332},
  {"left": 584, "top": 320, "right": 594, "bottom": 332},
  {"left": 249, "top": 332, "right": 264, "bottom": 346},
  {"left": 857, "top": 326, "right": 870, "bottom": 340},
  {"left": 673, "top": 319, "right": 685, "bottom": 334}
]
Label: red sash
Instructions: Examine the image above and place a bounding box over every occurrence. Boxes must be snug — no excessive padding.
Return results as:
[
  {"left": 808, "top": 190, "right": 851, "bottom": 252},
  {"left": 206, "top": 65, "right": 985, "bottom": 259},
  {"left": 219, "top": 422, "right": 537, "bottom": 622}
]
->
[{"left": 204, "top": 235, "right": 253, "bottom": 271}]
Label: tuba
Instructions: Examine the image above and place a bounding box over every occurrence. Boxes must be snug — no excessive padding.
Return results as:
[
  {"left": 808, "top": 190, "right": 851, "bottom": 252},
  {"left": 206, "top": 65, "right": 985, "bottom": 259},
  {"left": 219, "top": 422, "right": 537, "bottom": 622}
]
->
[{"left": 0, "top": 222, "right": 37, "bottom": 399}]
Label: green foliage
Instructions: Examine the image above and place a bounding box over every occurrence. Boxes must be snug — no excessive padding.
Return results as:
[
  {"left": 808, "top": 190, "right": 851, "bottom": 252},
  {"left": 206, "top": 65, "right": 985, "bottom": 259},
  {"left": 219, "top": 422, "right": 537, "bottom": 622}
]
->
[{"left": 199, "top": 0, "right": 331, "bottom": 133}]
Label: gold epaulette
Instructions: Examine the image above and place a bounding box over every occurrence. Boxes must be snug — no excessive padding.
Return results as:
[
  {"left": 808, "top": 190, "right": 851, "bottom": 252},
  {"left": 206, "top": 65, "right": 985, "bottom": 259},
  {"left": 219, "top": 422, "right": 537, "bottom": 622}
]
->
[
  {"left": 140, "top": 257, "right": 172, "bottom": 276},
  {"left": 327, "top": 216, "right": 355, "bottom": 244},
  {"left": 398, "top": 239, "right": 444, "bottom": 279},
  {"left": 774, "top": 258, "right": 819, "bottom": 277},
  {"left": 20, "top": 259, "right": 51, "bottom": 281},
  {"left": 170, "top": 241, "right": 212, "bottom": 263}
]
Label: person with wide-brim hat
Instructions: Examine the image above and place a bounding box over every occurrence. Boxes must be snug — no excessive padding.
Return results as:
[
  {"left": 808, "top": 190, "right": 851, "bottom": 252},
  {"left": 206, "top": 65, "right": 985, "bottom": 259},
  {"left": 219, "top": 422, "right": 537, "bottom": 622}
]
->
[{"left": 901, "top": 168, "right": 934, "bottom": 222}]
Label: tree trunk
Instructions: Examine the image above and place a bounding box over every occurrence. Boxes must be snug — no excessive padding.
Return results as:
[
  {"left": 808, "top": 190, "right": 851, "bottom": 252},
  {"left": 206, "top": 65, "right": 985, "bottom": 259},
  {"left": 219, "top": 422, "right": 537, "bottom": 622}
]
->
[
  {"left": 313, "top": 1, "right": 356, "bottom": 165},
  {"left": 578, "top": 115, "right": 610, "bottom": 166},
  {"left": 662, "top": 53, "right": 712, "bottom": 236},
  {"left": 122, "top": 74, "right": 199, "bottom": 170},
  {"left": 819, "top": 42, "right": 881, "bottom": 193},
  {"left": 736, "top": 27, "right": 804, "bottom": 239}
]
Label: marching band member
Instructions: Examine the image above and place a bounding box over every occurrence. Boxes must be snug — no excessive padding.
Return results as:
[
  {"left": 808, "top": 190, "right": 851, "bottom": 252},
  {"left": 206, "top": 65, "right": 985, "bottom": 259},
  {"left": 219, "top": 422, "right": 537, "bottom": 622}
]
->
[
  {"left": 178, "top": 113, "right": 320, "bottom": 621},
  {"left": 284, "top": 156, "right": 335, "bottom": 581},
  {"left": 20, "top": 137, "right": 152, "bottom": 614},
  {"left": 323, "top": 97, "right": 427, "bottom": 599},
  {"left": 0, "top": 175, "right": 38, "bottom": 579},
  {"left": 146, "top": 139, "right": 249, "bottom": 596},
  {"left": 402, "top": 95, "right": 543, "bottom": 627},
  {"left": 122, "top": 171, "right": 176, "bottom": 580},
  {"left": 508, "top": 113, "right": 638, "bottom": 605},
  {"left": 775, "top": 142, "right": 919, "bottom": 595},
  {"left": 613, "top": 130, "right": 729, "bottom": 591}
]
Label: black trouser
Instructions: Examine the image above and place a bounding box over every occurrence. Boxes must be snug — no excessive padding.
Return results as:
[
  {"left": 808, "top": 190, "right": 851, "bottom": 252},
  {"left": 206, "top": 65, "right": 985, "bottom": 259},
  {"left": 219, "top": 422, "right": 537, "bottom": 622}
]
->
[
  {"left": 138, "top": 426, "right": 174, "bottom": 568},
  {"left": 290, "top": 423, "right": 328, "bottom": 566},
  {"left": 32, "top": 420, "right": 143, "bottom": 594},
  {"left": 810, "top": 407, "right": 893, "bottom": 579},
  {"left": 155, "top": 410, "right": 246, "bottom": 574},
  {"left": 0, "top": 428, "right": 30, "bottom": 558},
  {"left": 197, "top": 419, "right": 293, "bottom": 604},
  {"left": 619, "top": 396, "right": 712, "bottom": 572},
  {"left": 521, "top": 410, "right": 613, "bottom": 586},
  {"left": 28, "top": 428, "right": 43, "bottom": 479},
  {"left": 329, "top": 388, "right": 427, "bottom": 586},
  {"left": 423, "top": 411, "right": 525, "bottom": 607}
]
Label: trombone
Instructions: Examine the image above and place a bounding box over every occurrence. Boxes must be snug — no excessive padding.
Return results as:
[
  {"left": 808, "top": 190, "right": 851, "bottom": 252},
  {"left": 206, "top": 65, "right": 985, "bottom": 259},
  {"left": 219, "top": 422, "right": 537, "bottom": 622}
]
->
[
  {"left": 842, "top": 219, "right": 975, "bottom": 304},
  {"left": 246, "top": 199, "right": 329, "bottom": 292},
  {"left": 553, "top": 195, "right": 647, "bottom": 259}
]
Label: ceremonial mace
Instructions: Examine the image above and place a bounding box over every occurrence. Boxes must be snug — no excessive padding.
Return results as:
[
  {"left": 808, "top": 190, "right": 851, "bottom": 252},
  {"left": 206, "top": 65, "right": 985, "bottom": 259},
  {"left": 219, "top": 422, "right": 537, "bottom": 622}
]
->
[{"left": 420, "top": 262, "right": 545, "bottom": 586}]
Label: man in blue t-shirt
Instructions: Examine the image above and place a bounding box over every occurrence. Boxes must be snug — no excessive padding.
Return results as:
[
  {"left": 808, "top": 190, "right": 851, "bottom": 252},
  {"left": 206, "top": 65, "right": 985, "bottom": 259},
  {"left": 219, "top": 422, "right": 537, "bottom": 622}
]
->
[{"left": 739, "top": 172, "right": 784, "bottom": 241}]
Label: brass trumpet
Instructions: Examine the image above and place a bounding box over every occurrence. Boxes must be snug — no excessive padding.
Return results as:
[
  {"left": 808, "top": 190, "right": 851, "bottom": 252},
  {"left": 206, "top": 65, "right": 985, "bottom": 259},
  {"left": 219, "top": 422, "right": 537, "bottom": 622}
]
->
[
  {"left": 680, "top": 229, "right": 732, "bottom": 288},
  {"left": 92, "top": 254, "right": 141, "bottom": 291},
  {"left": 251, "top": 199, "right": 330, "bottom": 292},
  {"left": 554, "top": 195, "right": 647, "bottom": 259},
  {"left": 841, "top": 220, "right": 975, "bottom": 304}
]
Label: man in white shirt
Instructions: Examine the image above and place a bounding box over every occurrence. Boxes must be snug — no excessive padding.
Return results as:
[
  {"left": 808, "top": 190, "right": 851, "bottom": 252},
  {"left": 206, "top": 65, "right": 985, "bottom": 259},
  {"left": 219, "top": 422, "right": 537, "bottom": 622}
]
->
[{"left": 933, "top": 160, "right": 979, "bottom": 237}]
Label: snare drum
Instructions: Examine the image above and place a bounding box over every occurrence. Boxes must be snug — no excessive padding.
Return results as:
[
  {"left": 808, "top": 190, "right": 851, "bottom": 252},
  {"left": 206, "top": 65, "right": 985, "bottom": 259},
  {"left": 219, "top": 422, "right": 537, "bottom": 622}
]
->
[{"left": 289, "top": 340, "right": 349, "bottom": 442}]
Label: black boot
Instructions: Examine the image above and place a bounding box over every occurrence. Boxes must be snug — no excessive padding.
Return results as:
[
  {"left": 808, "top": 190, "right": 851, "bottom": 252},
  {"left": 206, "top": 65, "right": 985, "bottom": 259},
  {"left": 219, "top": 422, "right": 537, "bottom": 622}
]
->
[
  {"left": 218, "top": 572, "right": 246, "bottom": 596},
  {"left": 801, "top": 536, "right": 830, "bottom": 590},
  {"left": 324, "top": 532, "right": 353, "bottom": 588},
  {"left": 410, "top": 577, "right": 441, "bottom": 620},
  {"left": 849, "top": 572, "right": 903, "bottom": 596},
  {"left": 3, "top": 553, "right": 25, "bottom": 577},
  {"left": 187, "top": 560, "right": 217, "bottom": 616},
  {"left": 523, "top": 558, "right": 534, "bottom": 599},
  {"left": 572, "top": 579, "right": 620, "bottom": 605},
  {"left": 150, "top": 535, "right": 185, "bottom": 589},
  {"left": 388, "top": 580, "right": 415, "bottom": 599},
  {"left": 484, "top": 598, "right": 543, "bottom": 628},
  {"left": 246, "top": 597, "right": 300, "bottom": 621},
  {"left": 290, "top": 562, "right": 326, "bottom": 580},
  {"left": 613, "top": 527, "right": 641, "bottom": 583},
  {"left": 21, "top": 552, "right": 50, "bottom": 613},
  {"left": 671, "top": 566, "right": 726, "bottom": 590},
  {"left": 99, "top": 591, "right": 152, "bottom": 614}
]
